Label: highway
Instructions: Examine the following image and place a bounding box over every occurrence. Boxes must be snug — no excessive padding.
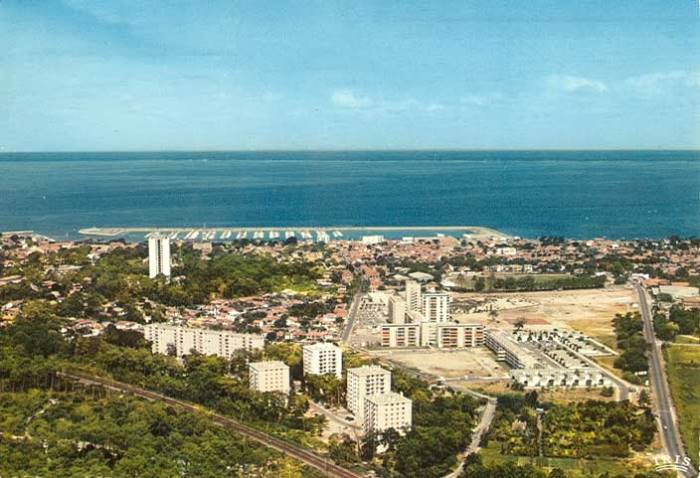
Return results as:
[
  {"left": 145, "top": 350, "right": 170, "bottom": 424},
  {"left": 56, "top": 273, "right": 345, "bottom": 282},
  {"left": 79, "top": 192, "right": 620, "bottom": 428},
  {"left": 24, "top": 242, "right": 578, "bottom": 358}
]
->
[
  {"left": 59, "top": 370, "right": 362, "bottom": 478},
  {"left": 636, "top": 284, "right": 697, "bottom": 476}
]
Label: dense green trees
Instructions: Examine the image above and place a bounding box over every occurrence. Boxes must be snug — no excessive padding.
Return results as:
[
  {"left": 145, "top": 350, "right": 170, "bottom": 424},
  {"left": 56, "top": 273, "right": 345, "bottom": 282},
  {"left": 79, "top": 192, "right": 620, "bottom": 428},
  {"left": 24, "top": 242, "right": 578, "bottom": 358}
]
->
[
  {"left": 487, "top": 274, "right": 606, "bottom": 292},
  {"left": 668, "top": 306, "right": 700, "bottom": 336},
  {"left": 654, "top": 306, "right": 700, "bottom": 342},
  {"left": 612, "top": 313, "right": 649, "bottom": 377},
  {"left": 50, "top": 244, "right": 322, "bottom": 315},
  {"left": 542, "top": 400, "right": 656, "bottom": 458},
  {"left": 484, "top": 392, "right": 655, "bottom": 462},
  {"left": 0, "top": 390, "right": 315, "bottom": 478},
  {"left": 0, "top": 313, "right": 323, "bottom": 440},
  {"left": 383, "top": 369, "right": 480, "bottom": 478}
]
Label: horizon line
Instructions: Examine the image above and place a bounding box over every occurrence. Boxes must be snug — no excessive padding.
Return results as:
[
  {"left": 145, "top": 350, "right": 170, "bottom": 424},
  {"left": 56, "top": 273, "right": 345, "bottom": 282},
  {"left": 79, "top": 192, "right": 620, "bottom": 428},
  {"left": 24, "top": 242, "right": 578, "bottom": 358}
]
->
[{"left": 2, "top": 147, "right": 700, "bottom": 154}]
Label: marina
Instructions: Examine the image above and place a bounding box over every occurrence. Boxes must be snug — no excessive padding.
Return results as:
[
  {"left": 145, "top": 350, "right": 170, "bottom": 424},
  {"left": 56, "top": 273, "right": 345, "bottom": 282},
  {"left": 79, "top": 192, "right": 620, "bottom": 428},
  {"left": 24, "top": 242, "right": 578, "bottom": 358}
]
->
[{"left": 78, "top": 225, "right": 509, "bottom": 242}]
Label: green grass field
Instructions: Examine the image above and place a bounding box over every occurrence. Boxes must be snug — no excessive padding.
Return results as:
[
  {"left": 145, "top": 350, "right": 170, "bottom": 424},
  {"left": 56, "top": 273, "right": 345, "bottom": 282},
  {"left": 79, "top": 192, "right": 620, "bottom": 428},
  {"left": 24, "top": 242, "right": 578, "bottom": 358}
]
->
[
  {"left": 664, "top": 344, "right": 700, "bottom": 467},
  {"left": 675, "top": 335, "right": 700, "bottom": 344},
  {"left": 479, "top": 444, "right": 646, "bottom": 476}
]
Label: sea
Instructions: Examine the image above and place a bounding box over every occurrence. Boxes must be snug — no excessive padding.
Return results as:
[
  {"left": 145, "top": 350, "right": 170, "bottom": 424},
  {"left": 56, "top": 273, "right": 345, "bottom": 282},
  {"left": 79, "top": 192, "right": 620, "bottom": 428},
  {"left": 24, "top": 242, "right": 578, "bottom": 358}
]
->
[{"left": 0, "top": 150, "right": 698, "bottom": 240}]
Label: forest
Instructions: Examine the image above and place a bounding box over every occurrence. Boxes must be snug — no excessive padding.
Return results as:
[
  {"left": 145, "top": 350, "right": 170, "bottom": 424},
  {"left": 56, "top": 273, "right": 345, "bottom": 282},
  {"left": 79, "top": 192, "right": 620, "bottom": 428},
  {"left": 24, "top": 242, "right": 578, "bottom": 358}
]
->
[{"left": 484, "top": 392, "right": 656, "bottom": 460}]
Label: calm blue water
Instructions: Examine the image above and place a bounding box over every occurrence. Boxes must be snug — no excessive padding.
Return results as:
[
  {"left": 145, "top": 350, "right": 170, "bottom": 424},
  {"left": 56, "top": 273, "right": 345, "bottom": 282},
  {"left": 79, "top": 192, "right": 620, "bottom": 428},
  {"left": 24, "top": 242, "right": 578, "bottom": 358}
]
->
[{"left": 0, "top": 151, "right": 698, "bottom": 240}]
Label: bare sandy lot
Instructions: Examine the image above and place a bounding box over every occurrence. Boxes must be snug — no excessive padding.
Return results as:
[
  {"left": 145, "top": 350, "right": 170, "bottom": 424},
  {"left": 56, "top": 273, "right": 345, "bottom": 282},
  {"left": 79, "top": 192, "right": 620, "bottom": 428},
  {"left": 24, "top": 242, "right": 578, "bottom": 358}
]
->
[
  {"left": 452, "top": 286, "right": 638, "bottom": 342},
  {"left": 373, "top": 348, "right": 509, "bottom": 380}
]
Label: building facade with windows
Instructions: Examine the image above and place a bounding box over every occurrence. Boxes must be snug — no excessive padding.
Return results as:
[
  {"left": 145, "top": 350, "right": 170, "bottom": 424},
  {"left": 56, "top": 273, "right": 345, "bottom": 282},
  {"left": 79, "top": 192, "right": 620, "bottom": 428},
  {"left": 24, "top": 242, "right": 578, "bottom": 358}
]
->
[
  {"left": 143, "top": 324, "right": 264, "bottom": 358},
  {"left": 436, "top": 324, "right": 485, "bottom": 348},
  {"left": 387, "top": 295, "right": 406, "bottom": 324},
  {"left": 380, "top": 324, "right": 420, "bottom": 347},
  {"left": 422, "top": 292, "right": 451, "bottom": 323},
  {"left": 148, "top": 235, "right": 171, "bottom": 278},
  {"left": 404, "top": 280, "right": 422, "bottom": 313},
  {"left": 302, "top": 342, "right": 343, "bottom": 378},
  {"left": 249, "top": 361, "right": 290, "bottom": 394},
  {"left": 363, "top": 392, "right": 412, "bottom": 435},
  {"left": 347, "top": 365, "right": 391, "bottom": 415}
]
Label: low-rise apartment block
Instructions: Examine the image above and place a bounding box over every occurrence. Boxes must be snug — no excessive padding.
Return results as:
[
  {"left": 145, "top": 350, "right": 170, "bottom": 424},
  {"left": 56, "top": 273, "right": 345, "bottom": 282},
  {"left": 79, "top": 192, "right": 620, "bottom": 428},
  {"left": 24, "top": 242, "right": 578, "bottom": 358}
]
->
[
  {"left": 435, "top": 323, "right": 485, "bottom": 348},
  {"left": 380, "top": 324, "right": 421, "bottom": 347},
  {"left": 143, "top": 323, "right": 264, "bottom": 358},
  {"left": 380, "top": 322, "right": 484, "bottom": 348},
  {"left": 484, "top": 330, "right": 540, "bottom": 369}
]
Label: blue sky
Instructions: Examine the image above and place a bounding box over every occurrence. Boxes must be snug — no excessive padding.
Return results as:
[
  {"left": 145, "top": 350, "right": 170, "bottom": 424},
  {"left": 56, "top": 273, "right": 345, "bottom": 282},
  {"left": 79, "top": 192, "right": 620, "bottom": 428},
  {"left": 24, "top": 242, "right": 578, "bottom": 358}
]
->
[{"left": 1, "top": 0, "right": 699, "bottom": 151}]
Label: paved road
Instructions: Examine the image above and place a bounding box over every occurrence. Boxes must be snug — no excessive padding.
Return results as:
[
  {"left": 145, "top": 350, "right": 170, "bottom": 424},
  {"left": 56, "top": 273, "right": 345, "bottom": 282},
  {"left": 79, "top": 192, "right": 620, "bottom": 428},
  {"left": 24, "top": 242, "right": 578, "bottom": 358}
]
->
[
  {"left": 636, "top": 284, "right": 697, "bottom": 476},
  {"left": 309, "top": 401, "right": 362, "bottom": 431},
  {"left": 444, "top": 395, "right": 497, "bottom": 478},
  {"left": 341, "top": 283, "right": 365, "bottom": 343},
  {"left": 60, "top": 370, "right": 362, "bottom": 478}
]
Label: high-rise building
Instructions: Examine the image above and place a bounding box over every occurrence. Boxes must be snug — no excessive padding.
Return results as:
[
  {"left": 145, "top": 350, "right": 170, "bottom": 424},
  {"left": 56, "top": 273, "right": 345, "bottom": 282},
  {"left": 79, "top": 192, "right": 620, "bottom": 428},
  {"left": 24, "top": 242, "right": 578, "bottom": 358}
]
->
[
  {"left": 303, "top": 342, "right": 342, "bottom": 378},
  {"left": 387, "top": 295, "right": 406, "bottom": 324},
  {"left": 404, "top": 280, "right": 422, "bottom": 313},
  {"left": 148, "top": 234, "right": 171, "bottom": 278},
  {"left": 249, "top": 361, "right": 290, "bottom": 394},
  {"left": 346, "top": 365, "right": 391, "bottom": 415},
  {"left": 143, "top": 324, "right": 264, "bottom": 358},
  {"left": 422, "top": 292, "right": 451, "bottom": 323},
  {"left": 363, "top": 392, "right": 412, "bottom": 435}
]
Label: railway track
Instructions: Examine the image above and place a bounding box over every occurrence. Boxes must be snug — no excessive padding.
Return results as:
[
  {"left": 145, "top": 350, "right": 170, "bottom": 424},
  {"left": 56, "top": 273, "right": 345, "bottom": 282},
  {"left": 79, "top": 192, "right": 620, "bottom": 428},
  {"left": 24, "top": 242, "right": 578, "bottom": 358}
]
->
[{"left": 59, "top": 370, "right": 362, "bottom": 478}]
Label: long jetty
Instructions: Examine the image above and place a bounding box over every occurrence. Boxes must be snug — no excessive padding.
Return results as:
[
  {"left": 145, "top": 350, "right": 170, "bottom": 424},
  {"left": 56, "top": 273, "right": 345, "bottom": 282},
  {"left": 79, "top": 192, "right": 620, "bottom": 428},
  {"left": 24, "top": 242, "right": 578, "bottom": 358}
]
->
[{"left": 79, "top": 225, "right": 509, "bottom": 239}]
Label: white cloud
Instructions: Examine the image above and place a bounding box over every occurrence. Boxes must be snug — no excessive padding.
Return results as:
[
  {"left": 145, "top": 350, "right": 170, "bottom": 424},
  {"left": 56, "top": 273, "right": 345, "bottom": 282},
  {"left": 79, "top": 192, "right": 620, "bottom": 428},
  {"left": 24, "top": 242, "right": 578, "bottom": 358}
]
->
[
  {"left": 624, "top": 70, "right": 700, "bottom": 94},
  {"left": 261, "top": 92, "right": 283, "bottom": 102},
  {"left": 331, "top": 89, "right": 373, "bottom": 109},
  {"left": 547, "top": 75, "right": 608, "bottom": 93},
  {"left": 425, "top": 102, "right": 445, "bottom": 112},
  {"left": 460, "top": 93, "right": 503, "bottom": 106}
]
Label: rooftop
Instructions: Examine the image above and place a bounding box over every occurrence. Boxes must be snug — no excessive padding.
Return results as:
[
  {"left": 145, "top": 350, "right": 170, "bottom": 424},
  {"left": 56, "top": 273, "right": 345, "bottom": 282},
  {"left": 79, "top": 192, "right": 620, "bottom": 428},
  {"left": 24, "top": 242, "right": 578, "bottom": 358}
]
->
[
  {"left": 366, "top": 392, "right": 411, "bottom": 406},
  {"left": 249, "top": 360, "right": 288, "bottom": 371},
  {"left": 303, "top": 342, "right": 341, "bottom": 351},
  {"left": 348, "top": 365, "right": 390, "bottom": 377}
]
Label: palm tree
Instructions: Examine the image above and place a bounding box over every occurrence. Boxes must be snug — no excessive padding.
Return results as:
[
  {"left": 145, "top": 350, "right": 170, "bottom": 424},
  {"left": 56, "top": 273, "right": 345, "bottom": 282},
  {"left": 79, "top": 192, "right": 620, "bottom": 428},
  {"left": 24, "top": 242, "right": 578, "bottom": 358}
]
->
[{"left": 488, "top": 307, "right": 499, "bottom": 323}]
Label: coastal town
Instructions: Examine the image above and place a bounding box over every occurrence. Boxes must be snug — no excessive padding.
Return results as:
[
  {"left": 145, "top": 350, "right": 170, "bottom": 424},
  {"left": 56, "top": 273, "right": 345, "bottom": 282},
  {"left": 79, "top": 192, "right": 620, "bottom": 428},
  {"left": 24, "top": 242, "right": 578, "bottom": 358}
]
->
[{"left": 1, "top": 228, "right": 698, "bottom": 477}]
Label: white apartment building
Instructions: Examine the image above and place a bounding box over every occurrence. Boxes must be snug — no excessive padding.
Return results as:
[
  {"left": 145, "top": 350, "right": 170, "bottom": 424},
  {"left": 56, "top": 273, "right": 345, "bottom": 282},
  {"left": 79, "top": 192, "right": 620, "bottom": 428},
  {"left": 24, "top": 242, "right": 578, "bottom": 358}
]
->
[
  {"left": 484, "top": 331, "right": 541, "bottom": 369},
  {"left": 347, "top": 365, "right": 391, "bottom": 415},
  {"left": 143, "top": 324, "right": 264, "bottom": 358},
  {"left": 436, "top": 324, "right": 485, "bottom": 348},
  {"left": 249, "top": 361, "right": 290, "bottom": 394},
  {"left": 363, "top": 392, "right": 412, "bottom": 435},
  {"left": 148, "top": 234, "right": 171, "bottom": 278},
  {"left": 511, "top": 367, "right": 611, "bottom": 389},
  {"left": 303, "top": 342, "right": 342, "bottom": 378},
  {"left": 387, "top": 295, "right": 406, "bottom": 324},
  {"left": 422, "top": 292, "right": 451, "bottom": 323},
  {"left": 381, "top": 323, "right": 483, "bottom": 348},
  {"left": 361, "top": 235, "right": 385, "bottom": 245},
  {"left": 404, "top": 280, "right": 422, "bottom": 313},
  {"left": 380, "top": 324, "right": 421, "bottom": 347}
]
